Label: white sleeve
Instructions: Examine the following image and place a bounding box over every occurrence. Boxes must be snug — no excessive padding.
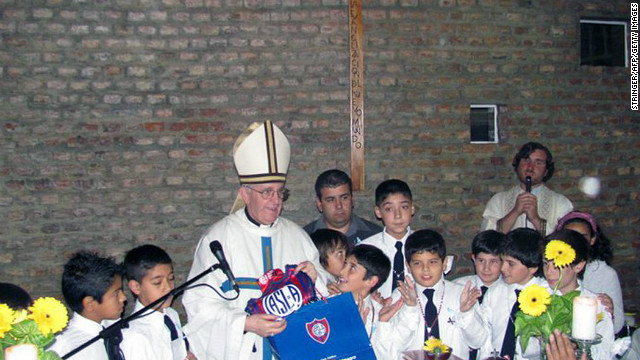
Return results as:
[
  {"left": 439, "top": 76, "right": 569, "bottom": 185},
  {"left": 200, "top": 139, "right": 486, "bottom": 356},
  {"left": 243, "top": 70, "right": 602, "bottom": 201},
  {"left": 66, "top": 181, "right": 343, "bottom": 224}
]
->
[
  {"left": 181, "top": 233, "right": 254, "bottom": 360},
  {"left": 456, "top": 304, "right": 490, "bottom": 350},
  {"left": 371, "top": 304, "right": 422, "bottom": 360}
]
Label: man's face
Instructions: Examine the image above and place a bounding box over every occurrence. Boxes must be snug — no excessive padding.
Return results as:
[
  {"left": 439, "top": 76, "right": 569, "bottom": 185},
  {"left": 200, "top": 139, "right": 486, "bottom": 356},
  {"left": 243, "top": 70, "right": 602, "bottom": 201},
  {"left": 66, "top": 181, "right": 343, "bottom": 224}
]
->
[
  {"left": 472, "top": 252, "right": 502, "bottom": 286},
  {"left": 500, "top": 255, "right": 537, "bottom": 285},
  {"left": 240, "top": 182, "right": 284, "bottom": 225},
  {"left": 516, "top": 149, "right": 548, "bottom": 187},
  {"left": 316, "top": 184, "right": 353, "bottom": 230}
]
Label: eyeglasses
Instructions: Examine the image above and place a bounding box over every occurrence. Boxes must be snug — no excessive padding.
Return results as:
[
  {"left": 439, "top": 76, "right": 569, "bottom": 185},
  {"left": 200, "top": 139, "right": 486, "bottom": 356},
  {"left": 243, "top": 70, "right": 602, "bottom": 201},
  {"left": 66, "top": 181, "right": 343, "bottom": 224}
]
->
[{"left": 243, "top": 185, "right": 288, "bottom": 200}]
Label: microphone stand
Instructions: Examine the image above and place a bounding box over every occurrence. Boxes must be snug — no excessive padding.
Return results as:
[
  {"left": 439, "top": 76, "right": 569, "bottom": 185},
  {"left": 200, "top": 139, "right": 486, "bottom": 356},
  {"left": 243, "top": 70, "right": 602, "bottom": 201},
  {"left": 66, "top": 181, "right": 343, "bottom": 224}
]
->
[{"left": 62, "top": 263, "right": 223, "bottom": 359}]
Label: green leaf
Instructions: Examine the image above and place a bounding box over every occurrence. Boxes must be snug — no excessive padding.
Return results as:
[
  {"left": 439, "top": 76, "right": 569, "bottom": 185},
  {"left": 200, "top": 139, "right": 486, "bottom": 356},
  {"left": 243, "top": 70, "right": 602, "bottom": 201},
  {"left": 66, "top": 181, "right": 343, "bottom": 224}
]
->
[{"left": 40, "top": 349, "right": 62, "bottom": 360}]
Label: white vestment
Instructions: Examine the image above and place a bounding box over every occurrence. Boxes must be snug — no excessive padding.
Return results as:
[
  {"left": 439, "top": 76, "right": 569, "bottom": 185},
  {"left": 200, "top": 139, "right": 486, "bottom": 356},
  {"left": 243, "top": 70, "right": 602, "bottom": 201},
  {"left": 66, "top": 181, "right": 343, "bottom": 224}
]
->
[
  {"left": 182, "top": 208, "right": 325, "bottom": 360},
  {"left": 481, "top": 184, "right": 573, "bottom": 234}
]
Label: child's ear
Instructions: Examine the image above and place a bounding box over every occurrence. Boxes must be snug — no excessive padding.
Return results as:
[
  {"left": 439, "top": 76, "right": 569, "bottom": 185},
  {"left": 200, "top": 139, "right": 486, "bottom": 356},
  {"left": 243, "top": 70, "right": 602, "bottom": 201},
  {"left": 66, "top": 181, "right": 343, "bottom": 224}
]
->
[
  {"left": 374, "top": 206, "right": 382, "bottom": 219},
  {"left": 365, "top": 275, "right": 379, "bottom": 290},
  {"left": 411, "top": 204, "right": 415, "bottom": 216},
  {"left": 82, "top": 296, "right": 97, "bottom": 312},
  {"left": 573, "top": 261, "right": 586, "bottom": 274},
  {"left": 528, "top": 266, "right": 538, "bottom": 276},
  {"left": 128, "top": 279, "right": 142, "bottom": 297}
]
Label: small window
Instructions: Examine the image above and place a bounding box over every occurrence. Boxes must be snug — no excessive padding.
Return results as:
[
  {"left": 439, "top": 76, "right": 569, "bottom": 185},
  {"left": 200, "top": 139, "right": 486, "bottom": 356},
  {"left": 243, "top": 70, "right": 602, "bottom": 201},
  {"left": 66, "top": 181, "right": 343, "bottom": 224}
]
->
[
  {"left": 580, "top": 18, "right": 628, "bottom": 67},
  {"left": 470, "top": 104, "right": 498, "bottom": 144}
]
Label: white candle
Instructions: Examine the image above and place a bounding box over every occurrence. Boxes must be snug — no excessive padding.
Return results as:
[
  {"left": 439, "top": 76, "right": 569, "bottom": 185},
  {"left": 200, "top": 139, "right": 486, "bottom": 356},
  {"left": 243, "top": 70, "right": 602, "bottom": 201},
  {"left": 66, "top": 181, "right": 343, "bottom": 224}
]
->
[
  {"left": 4, "top": 343, "right": 38, "bottom": 360},
  {"left": 572, "top": 295, "right": 597, "bottom": 340}
]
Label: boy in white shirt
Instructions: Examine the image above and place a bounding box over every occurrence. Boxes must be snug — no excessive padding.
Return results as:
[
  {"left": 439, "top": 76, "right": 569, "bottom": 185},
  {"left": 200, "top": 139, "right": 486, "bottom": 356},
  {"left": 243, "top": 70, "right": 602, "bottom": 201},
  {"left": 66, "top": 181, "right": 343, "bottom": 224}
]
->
[
  {"left": 397, "top": 229, "right": 488, "bottom": 360},
  {"left": 49, "top": 252, "right": 129, "bottom": 360},
  {"left": 499, "top": 228, "right": 549, "bottom": 360},
  {"left": 121, "top": 244, "right": 196, "bottom": 360},
  {"left": 361, "top": 179, "right": 415, "bottom": 298},
  {"left": 336, "top": 244, "right": 418, "bottom": 359},
  {"left": 453, "top": 230, "right": 510, "bottom": 360}
]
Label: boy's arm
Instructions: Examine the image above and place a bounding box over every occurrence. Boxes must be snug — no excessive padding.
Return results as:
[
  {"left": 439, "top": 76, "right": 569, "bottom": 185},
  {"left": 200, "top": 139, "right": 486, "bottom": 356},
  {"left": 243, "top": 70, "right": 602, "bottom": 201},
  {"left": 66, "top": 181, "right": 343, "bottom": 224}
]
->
[
  {"left": 456, "top": 281, "right": 490, "bottom": 349},
  {"left": 372, "top": 302, "right": 422, "bottom": 359}
]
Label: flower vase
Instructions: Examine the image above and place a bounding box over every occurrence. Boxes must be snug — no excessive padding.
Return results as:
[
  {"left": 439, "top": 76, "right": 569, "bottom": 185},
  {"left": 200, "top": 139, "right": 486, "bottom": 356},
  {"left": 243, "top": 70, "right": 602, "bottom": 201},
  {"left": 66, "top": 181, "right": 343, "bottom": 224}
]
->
[{"left": 538, "top": 336, "right": 548, "bottom": 360}]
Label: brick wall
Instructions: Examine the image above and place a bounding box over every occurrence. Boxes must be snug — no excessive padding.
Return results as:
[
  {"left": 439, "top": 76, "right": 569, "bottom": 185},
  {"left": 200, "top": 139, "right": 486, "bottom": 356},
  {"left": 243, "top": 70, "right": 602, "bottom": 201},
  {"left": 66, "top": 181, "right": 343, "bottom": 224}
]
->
[{"left": 0, "top": 0, "right": 638, "bottom": 317}]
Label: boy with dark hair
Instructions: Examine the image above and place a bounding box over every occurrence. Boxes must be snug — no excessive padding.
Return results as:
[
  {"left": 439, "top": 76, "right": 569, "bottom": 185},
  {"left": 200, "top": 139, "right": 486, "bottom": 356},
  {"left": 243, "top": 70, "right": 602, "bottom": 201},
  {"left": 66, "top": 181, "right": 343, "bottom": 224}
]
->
[
  {"left": 361, "top": 179, "right": 415, "bottom": 298},
  {"left": 49, "top": 251, "right": 128, "bottom": 360},
  {"left": 542, "top": 230, "right": 614, "bottom": 360},
  {"left": 336, "top": 244, "right": 417, "bottom": 359},
  {"left": 310, "top": 229, "right": 349, "bottom": 284},
  {"left": 397, "top": 229, "right": 487, "bottom": 360},
  {"left": 453, "top": 230, "right": 510, "bottom": 360},
  {"left": 498, "top": 227, "right": 548, "bottom": 360},
  {"left": 121, "top": 244, "right": 196, "bottom": 360},
  {"left": 0, "top": 282, "right": 32, "bottom": 310},
  {"left": 304, "top": 169, "right": 382, "bottom": 245}
]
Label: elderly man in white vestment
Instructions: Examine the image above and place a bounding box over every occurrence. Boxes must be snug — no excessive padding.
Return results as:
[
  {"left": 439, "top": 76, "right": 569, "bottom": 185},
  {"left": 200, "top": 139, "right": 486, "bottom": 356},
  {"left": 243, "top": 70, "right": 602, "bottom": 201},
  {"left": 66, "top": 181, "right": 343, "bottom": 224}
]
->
[{"left": 182, "top": 121, "right": 325, "bottom": 360}]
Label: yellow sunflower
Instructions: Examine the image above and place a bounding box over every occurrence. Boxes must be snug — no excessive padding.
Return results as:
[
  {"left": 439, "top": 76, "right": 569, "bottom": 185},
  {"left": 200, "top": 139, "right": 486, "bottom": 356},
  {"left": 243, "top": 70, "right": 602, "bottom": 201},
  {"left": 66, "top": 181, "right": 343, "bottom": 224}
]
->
[
  {"left": 27, "top": 297, "right": 68, "bottom": 336},
  {"left": 545, "top": 240, "right": 576, "bottom": 268},
  {"left": 518, "top": 284, "right": 551, "bottom": 317},
  {"left": 423, "top": 336, "right": 451, "bottom": 354},
  {"left": 0, "top": 303, "right": 15, "bottom": 338}
]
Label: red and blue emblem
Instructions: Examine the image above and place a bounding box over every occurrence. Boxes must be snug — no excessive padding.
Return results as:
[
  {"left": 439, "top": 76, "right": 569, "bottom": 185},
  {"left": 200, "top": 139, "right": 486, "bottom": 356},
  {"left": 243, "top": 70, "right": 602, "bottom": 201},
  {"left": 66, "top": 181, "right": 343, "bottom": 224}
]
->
[{"left": 306, "top": 318, "right": 330, "bottom": 344}]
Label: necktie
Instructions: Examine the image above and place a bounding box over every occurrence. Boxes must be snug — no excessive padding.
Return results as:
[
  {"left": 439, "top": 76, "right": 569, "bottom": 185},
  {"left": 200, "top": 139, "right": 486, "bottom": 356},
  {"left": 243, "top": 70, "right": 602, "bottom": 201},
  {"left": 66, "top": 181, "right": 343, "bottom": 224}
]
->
[
  {"left": 392, "top": 241, "right": 405, "bottom": 291},
  {"left": 478, "top": 285, "right": 489, "bottom": 305},
  {"left": 500, "top": 289, "right": 521, "bottom": 360},
  {"left": 102, "top": 326, "right": 126, "bottom": 360},
  {"left": 469, "top": 285, "right": 490, "bottom": 360},
  {"left": 164, "top": 314, "right": 179, "bottom": 341},
  {"left": 423, "top": 288, "right": 439, "bottom": 340}
]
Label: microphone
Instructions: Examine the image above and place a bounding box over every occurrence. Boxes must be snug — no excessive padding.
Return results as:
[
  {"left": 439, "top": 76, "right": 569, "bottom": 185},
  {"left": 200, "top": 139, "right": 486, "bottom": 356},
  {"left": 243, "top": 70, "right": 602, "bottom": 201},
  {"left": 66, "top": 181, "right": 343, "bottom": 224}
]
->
[
  {"left": 209, "top": 241, "right": 239, "bottom": 293},
  {"left": 525, "top": 176, "right": 532, "bottom": 192}
]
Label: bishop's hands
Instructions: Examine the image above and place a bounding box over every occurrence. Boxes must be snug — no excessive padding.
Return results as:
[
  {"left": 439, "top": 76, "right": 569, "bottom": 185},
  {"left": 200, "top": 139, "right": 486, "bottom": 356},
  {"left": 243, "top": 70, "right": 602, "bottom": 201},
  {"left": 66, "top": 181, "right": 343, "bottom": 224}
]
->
[
  {"left": 459, "top": 281, "right": 481, "bottom": 313},
  {"left": 244, "top": 313, "right": 287, "bottom": 338}
]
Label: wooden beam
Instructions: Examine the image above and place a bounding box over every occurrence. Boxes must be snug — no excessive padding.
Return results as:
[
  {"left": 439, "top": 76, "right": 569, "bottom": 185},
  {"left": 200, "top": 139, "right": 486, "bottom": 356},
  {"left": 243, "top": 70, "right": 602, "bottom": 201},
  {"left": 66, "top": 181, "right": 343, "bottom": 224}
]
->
[{"left": 349, "top": 0, "right": 365, "bottom": 191}]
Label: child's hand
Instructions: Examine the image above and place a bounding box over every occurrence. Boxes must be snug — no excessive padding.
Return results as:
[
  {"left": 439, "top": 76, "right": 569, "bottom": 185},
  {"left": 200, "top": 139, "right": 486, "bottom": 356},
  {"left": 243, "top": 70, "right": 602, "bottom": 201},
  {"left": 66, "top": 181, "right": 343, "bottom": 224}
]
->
[
  {"left": 459, "top": 280, "right": 480, "bottom": 313},
  {"left": 185, "top": 350, "right": 198, "bottom": 360},
  {"left": 327, "top": 282, "right": 342, "bottom": 295},
  {"left": 355, "top": 293, "right": 371, "bottom": 324},
  {"left": 379, "top": 298, "right": 404, "bottom": 322},
  {"left": 294, "top": 261, "right": 318, "bottom": 283},
  {"left": 398, "top": 276, "right": 417, "bottom": 307},
  {"left": 370, "top": 290, "right": 387, "bottom": 306},
  {"left": 597, "top": 293, "right": 613, "bottom": 316}
]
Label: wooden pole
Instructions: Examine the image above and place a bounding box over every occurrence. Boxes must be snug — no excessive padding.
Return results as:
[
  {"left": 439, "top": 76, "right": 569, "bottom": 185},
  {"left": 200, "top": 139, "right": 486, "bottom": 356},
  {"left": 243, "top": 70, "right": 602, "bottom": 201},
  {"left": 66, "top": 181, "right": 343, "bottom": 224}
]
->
[{"left": 349, "top": 0, "right": 365, "bottom": 191}]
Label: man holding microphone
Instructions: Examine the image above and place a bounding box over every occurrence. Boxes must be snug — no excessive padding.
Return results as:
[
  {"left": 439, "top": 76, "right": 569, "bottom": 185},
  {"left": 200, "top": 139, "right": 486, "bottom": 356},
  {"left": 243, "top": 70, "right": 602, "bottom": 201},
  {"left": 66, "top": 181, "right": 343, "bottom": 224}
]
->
[{"left": 481, "top": 142, "right": 573, "bottom": 235}]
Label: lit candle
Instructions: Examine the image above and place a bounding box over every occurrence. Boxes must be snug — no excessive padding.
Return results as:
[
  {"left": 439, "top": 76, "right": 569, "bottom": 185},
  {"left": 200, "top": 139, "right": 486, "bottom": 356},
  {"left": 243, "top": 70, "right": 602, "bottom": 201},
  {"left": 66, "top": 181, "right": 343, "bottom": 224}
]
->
[
  {"left": 4, "top": 343, "right": 37, "bottom": 360},
  {"left": 572, "top": 295, "right": 597, "bottom": 340}
]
